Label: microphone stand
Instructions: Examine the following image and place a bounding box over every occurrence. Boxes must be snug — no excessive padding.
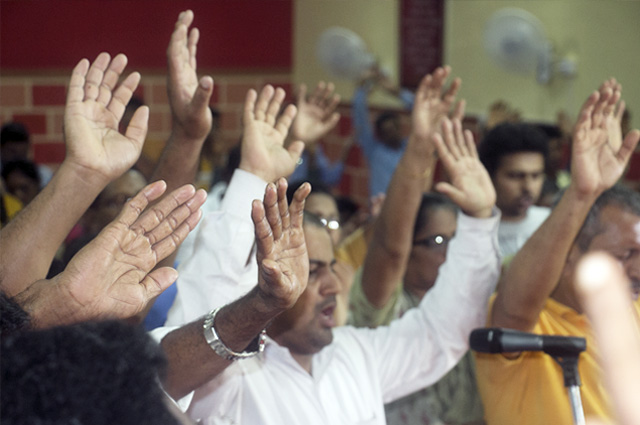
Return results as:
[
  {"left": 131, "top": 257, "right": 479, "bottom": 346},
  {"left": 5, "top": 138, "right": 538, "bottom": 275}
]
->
[{"left": 552, "top": 355, "right": 585, "bottom": 425}]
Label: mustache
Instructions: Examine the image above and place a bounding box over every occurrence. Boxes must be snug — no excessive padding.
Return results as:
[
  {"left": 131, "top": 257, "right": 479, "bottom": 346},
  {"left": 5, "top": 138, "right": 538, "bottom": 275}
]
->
[{"left": 316, "top": 295, "right": 337, "bottom": 313}]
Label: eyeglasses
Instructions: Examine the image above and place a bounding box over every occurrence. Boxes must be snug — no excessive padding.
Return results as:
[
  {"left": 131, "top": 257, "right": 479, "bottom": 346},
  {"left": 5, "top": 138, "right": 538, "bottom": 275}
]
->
[
  {"left": 319, "top": 217, "right": 340, "bottom": 231},
  {"left": 413, "top": 234, "right": 451, "bottom": 251}
]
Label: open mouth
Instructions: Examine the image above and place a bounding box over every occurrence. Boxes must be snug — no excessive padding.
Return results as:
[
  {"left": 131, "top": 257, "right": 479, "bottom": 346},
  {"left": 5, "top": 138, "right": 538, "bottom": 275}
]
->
[{"left": 318, "top": 301, "right": 337, "bottom": 328}]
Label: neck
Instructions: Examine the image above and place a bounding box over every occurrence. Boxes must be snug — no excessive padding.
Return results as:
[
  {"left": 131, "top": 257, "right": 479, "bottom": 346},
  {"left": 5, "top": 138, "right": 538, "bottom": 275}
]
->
[
  {"left": 403, "top": 279, "right": 430, "bottom": 301},
  {"left": 500, "top": 211, "right": 527, "bottom": 223},
  {"left": 291, "top": 352, "right": 313, "bottom": 375}
]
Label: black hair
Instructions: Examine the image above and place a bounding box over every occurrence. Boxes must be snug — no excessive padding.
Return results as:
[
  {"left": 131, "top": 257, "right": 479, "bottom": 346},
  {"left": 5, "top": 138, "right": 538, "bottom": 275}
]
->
[
  {"left": 413, "top": 192, "right": 459, "bottom": 240},
  {"left": 575, "top": 184, "right": 640, "bottom": 251},
  {"left": 1, "top": 159, "right": 41, "bottom": 186},
  {"left": 0, "top": 291, "right": 32, "bottom": 337},
  {"left": 1, "top": 320, "right": 179, "bottom": 425},
  {"left": 478, "top": 122, "right": 549, "bottom": 176},
  {"left": 286, "top": 179, "right": 333, "bottom": 204},
  {"left": 1, "top": 122, "right": 29, "bottom": 146},
  {"left": 374, "top": 111, "right": 400, "bottom": 135}
]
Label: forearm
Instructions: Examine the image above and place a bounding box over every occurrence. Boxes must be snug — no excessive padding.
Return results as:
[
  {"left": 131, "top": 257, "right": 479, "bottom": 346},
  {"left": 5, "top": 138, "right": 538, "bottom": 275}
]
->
[
  {"left": 151, "top": 130, "right": 206, "bottom": 192},
  {"left": 12, "top": 276, "right": 79, "bottom": 328},
  {"left": 361, "top": 135, "right": 435, "bottom": 307},
  {"left": 492, "top": 185, "right": 598, "bottom": 330},
  {"left": 0, "top": 163, "right": 106, "bottom": 296},
  {"left": 160, "top": 285, "right": 282, "bottom": 400}
]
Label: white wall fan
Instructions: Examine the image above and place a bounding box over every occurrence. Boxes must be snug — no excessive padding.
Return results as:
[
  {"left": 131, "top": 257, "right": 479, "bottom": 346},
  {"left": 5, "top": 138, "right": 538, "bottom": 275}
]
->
[
  {"left": 316, "top": 27, "right": 377, "bottom": 80},
  {"left": 483, "top": 8, "right": 577, "bottom": 84}
]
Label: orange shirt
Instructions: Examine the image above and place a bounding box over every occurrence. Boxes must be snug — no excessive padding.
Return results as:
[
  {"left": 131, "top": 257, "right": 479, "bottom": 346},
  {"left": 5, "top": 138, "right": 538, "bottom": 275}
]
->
[{"left": 475, "top": 296, "right": 640, "bottom": 425}]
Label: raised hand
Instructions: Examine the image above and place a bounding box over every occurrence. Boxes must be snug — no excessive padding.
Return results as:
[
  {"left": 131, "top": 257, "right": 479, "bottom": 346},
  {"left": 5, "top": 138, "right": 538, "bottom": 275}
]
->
[
  {"left": 167, "top": 10, "right": 213, "bottom": 142},
  {"left": 252, "top": 178, "right": 310, "bottom": 311},
  {"left": 291, "top": 81, "right": 341, "bottom": 144},
  {"left": 52, "top": 181, "right": 207, "bottom": 322},
  {"left": 64, "top": 52, "right": 149, "bottom": 183},
  {"left": 433, "top": 118, "right": 495, "bottom": 218},
  {"left": 576, "top": 252, "right": 640, "bottom": 425},
  {"left": 571, "top": 79, "right": 640, "bottom": 196},
  {"left": 239, "top": 85, "right": 305, "bottom": 182},
  {"left": 411, "top": 66, "right": 463, "bottom": 143}
]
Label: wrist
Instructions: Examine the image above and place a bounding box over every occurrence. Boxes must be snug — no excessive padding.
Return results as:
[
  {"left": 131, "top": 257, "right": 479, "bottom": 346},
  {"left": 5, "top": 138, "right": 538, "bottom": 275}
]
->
[{"left": 13, "top": 278, "right": 78, "bottom": 329}]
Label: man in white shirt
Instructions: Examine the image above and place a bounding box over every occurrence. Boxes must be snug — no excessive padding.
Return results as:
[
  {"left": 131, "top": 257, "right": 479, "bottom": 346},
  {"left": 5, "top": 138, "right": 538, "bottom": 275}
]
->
[
  {"left": 478, "top": 122, "right": 551, "bottom": 257},
  {"left": 155, "top": 73, "right": 502, "bottom": 424}
]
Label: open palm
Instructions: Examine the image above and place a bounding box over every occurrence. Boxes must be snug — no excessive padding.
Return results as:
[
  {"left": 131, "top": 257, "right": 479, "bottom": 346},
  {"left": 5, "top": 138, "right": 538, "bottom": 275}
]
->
[{"left": 64, "top": 53, "right": 148, "bottom": 183}]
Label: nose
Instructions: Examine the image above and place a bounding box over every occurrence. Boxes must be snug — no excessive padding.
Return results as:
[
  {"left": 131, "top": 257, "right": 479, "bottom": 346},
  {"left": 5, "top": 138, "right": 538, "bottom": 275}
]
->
[
  {"left": 320, "top": 268, "right": 341, "bottom": 296},
  {"left": 625, "top": 254, "right": 640, "bottom": 284}
]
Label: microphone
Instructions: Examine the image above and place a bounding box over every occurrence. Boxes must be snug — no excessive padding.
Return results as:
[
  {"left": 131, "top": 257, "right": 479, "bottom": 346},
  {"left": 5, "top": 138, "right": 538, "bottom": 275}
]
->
[{"left": 470, "top": 327, "right": 586, "bottom": 357}]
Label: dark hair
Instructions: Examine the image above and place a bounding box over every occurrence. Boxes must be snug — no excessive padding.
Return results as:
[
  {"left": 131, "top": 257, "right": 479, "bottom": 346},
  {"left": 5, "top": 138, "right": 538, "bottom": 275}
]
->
[
  {"left": 575, "top": 184, "right": 640, "bottom": 251},
  {"left": 286, "top": 179, "right": 333, "bottom": 204},
  {"left": 1, "top": 320, "right": 179, "bottom": 425},
  {"left": 375, "top": 111, "right": 400, "bottom": 135},
  {"left": 1, "top": 159, "right": 41, "bottom": 186},
  {"left": 1, "top": 122, "right": 30, "bottom": 146},
  {"left": 0, "top": 291, "right": 32, "bottom": 337},
  {"left": 413, "top": 192, "right": 458, "bottom": 239},
  {"left": 478, "top": 122, "right": 549, "bottom": 176}
]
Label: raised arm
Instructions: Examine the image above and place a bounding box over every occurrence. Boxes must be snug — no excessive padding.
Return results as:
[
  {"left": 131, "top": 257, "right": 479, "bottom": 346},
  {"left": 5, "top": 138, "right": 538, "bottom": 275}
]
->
[
  {"left": 164, "top": 84, "right": 305, "bottom": 325},
  {"left": 151, "top": 10, "right": 213, "bottom": 192},
  {"left": 160, "top": 179, "right": 310, "bottom": 400},
  {"left": 360, "top": 66, "right": 463, "bottom": 308},
  {"left": 0, "top": 53, "right": 148, "bottom": 296},
  {"left": 576, "top": 252, "right": 640, "bottom": 425},
  {"left": 492, "top": 79, "right": 640, "bottom": 331},
  {"left": 290, "top": 81, "right": 341, "bottom": 145},
  {"left": 13, "top": 181, "right": 206, "bottom": 327}
]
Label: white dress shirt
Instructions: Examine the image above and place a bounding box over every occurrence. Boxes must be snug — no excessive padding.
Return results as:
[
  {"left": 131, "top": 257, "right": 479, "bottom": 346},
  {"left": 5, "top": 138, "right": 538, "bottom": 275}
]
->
[
  {"left": 165, "top": 170, "right": 267, "bottom": 326},
  {"left": 158, "top": 171, "right": 502, "bottom": 425}
]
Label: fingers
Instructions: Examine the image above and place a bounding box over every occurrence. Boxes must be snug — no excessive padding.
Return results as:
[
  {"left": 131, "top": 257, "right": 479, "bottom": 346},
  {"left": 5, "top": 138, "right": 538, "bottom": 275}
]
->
[
  {"left": 150, "top": 191, "right": 206, "bottom": 262},
  {"left": 440, "top": 118, "right": 463, "bottom": 160},
  {"left": 452, "top": 99, "right": 466, "bottom": 122},
  {"left": 575, "top": 252, "right": 640, "bottom": 425},
  {"left": 263, "top": 182, "right": 283, "bottom": 241},
  {"left": 116, "top": 180, "right": 168, "bottom": 227},
  {"left": 243, "top": 89, "right": 258, "bottom": 126},
  {"left": 141, "top": 267, "right": 179, "bottom": 299},
  {"left": 265, "top": 88, "right": 286, "bottom": 127},
  {"left": 252, "top": 195, "right": 274, "bottom": 258},
  {"left": 83, "top": 52, "right": 111, "bottom": 102},
  {"left": 276, "top": 178, "right": 291, "bottom": 232},
  {"left": 290, "top": 182, "right": 311, "bottom": 230},
  {"left": 254, "top": 85, "right": 275, "bottom": 122},
  {"left": 187, "top": 27, "right": 199, "bottom": 69},
  {"left": 124, "top": 104, "right": 149, "bottom": 146},
  {"left": 192, "top": 76, "right": 214, "bottom": 111},
  {"left": 615, "top": 100, "right": 626, "bottom": 124},
  {"left": 67, "top": 58, "right": 90, "bottom": 107},
  {"left": 96, "top": 54, "right": 128, "bottom": 107},
  {"left": 275, "top": 104, "right": 298, "bottom": 136},
  {"left": 617, "top": 130, "right": 640, "bottom": 164},
  {"left": 574, "top": 91, "right": 599, "bottom": 136},
  {"left": 109, "top": 71, "right": 142, "bottom": 122}
]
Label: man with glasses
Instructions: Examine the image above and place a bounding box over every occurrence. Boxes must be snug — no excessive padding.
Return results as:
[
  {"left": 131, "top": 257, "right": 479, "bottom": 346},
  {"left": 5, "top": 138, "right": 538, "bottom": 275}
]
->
[{"left": 349, "top": 67, "right": 490, "bottom": 425}]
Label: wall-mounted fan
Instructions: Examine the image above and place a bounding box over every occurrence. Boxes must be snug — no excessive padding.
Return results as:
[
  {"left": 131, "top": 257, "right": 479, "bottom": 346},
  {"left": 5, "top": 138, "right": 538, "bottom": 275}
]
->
[
  {"left": 316, "top": 27, "right": 376, "bottom": 80},
  {"left": 484, "top": 8, "right": 577, "bottom": 84}
]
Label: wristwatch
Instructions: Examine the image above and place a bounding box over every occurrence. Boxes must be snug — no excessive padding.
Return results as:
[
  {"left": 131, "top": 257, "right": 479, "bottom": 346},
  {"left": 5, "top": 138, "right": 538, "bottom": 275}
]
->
[{"left": 203, "top": 307, "right": 266, "bottom": 361}]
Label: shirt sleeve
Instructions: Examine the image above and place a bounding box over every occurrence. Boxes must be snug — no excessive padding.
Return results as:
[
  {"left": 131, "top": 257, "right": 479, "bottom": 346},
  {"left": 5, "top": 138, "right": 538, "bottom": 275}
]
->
[
  {"left": 164, "top": 169, "right": 267, "bottom": 326},
  {"left": 314, "top": 145, "right": 345, "bottom": 186},
  {"left": 398, "top": 88, "right": 415, "bottom": 110},
  {"left": 348, "top": 267, "right": 402, "bottom": 328},
  {"left": 351, "top": 85, "right": 376, "bottom": 160},
  {"left": 351, "top": 209, "right": 502, "bottom": 404}
]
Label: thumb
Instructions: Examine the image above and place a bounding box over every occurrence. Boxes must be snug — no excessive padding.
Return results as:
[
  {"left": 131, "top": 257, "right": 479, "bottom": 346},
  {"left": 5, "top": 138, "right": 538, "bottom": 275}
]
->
[
  {"left": 191, "top": 76, "right": 214, "bottom": 111},
  {"left": 434, "top": 181, "right": 465, "bottom": 206},
  {"left": 142, "top": 267, "right": 178, "bottom": 298}
]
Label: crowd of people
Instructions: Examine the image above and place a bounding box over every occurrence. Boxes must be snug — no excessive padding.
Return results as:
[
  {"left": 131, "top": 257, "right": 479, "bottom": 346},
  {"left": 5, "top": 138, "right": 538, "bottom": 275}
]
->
[{"left": 2, "top": 9, "right": 639, "bottom": 425}]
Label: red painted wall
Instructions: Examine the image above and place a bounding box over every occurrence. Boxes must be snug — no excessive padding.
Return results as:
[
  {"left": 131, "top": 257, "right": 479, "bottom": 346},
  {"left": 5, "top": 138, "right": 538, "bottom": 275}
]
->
[{"left": 1, "top": 0, "right": 292, "bottom": 71}]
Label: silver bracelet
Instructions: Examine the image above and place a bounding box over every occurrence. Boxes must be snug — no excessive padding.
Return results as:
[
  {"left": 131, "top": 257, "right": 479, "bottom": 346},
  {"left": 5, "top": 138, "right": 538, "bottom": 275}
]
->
[{"left": 203, "top": 307, "right": 266, "bottom": 361}]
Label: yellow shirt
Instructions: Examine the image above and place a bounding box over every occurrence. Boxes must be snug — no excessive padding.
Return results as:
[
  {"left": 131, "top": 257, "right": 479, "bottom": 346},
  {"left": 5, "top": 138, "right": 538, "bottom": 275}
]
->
[
  {"left": 335, "top": 227, "right": 368, "bottom": 270},
  {"left": 475, "top": 296, "right": 640, "bottom": 425}
]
